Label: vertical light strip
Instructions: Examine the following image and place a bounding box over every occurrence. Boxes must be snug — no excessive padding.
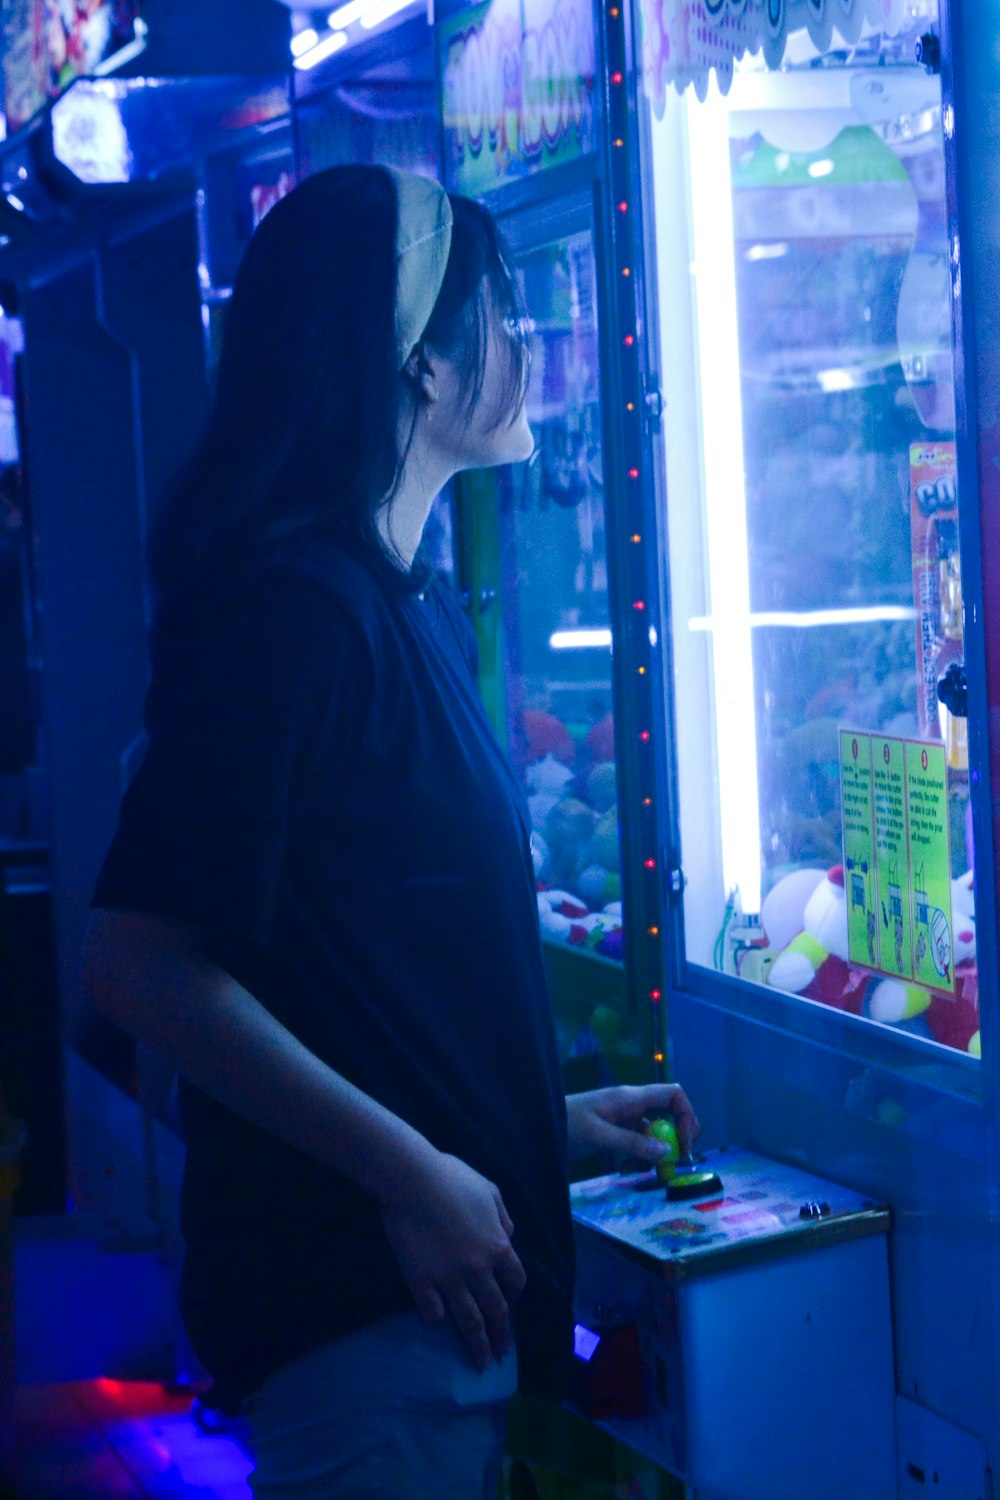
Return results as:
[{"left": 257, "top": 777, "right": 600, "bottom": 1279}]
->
[{"left": 686, "top": 80, "right": 762, "bottom": 916}]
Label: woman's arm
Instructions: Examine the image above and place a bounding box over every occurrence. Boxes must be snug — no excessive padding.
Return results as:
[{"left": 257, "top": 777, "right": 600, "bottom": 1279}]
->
[
  {"left": 84, "top": 908, "right": 434, "bottom": 1196},
  {"left": 82, "top": 908, "right": 525, "bottom": 1368}
]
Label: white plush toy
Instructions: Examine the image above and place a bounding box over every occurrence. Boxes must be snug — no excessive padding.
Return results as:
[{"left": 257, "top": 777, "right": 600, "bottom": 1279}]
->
[{"left": 526, "top": 753, "right": 575, "bottom": 829}]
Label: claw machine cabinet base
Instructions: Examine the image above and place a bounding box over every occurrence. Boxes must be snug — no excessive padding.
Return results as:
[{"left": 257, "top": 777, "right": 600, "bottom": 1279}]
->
[{"left": 571, "top": 1148, "right": 896, "bottom": 1500}]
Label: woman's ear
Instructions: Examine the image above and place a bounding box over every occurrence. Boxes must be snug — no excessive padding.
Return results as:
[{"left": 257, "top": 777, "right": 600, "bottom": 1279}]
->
[{"left": 402, "top": 345, "right": 440, "bottom": 405}]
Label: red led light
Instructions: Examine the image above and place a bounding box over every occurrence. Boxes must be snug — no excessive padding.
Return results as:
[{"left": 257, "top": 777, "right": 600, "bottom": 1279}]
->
[
  {"left": 640, "top": 730, "right": 651, "bottom": 742},
  {"left": 628, "top": 466, "right": 640, "bottom": 478},
  {"left": 623, "top": 335, "right": 636, "bottom": 348},
  {"left": 617, "top": 200, "right": 629, "bottom": 213},
  {"left": 650, "top": 989, "right": 662, "bottom": 1002},
  {"left": 611, "top": 70, "right": 624, "bottom": 84},
  {"left": 632, "top": 599, "right": 646, "bottom": 611},
  {"left": 644, "top": 858, "right": 657, "bottom": 870}
]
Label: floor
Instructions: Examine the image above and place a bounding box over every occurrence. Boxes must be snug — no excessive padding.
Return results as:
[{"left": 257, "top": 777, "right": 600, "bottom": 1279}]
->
[{"left": 11, "top": 1380, "right": 253, "bottom": 1499}]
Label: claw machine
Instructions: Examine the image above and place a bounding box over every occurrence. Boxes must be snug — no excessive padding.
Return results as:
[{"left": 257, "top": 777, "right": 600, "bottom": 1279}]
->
[
  {"left": 586, "top": 0, "right": 1000, "bottom": 1490},
  {"left": 439, "top": 0, "right": 673, "bottom": 1109}
]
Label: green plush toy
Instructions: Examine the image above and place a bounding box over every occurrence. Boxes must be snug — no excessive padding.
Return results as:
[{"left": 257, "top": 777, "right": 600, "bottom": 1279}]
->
[{"left": 590, "top": 807, "right": 620, "bottom": 872}]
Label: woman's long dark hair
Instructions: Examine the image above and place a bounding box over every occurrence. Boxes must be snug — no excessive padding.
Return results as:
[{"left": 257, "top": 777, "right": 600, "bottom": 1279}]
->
[{"left": 148, "top": 164, "right": 529, "bottom": 660}]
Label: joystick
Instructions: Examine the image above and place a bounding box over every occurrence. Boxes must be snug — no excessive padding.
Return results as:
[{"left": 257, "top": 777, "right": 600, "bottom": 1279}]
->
[{"left": 645, "top": 1118, "right": 724, "bottom": 1199}]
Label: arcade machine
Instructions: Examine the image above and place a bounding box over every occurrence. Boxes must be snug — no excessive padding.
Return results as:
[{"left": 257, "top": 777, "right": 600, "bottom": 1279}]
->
[{"left": 564, "top": 0, "right": 1000, "bottom": 1495}]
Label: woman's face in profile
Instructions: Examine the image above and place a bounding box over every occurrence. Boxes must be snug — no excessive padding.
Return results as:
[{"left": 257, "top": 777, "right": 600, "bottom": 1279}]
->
[{"left": 432, "top": 296, "right": 535, "bottom": 474}]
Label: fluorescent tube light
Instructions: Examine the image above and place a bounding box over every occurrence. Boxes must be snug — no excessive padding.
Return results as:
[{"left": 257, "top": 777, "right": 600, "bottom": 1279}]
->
[
  {"left": 688, "top": 605, "right": 917, "bottom": 632},
  {"left": 549, "top": 629, "right": 613, "bottom": 650},
  {"left": 687, "top": 78, "right": 762, "bottom": 917},
  {"left": 328, "top": 0, "right": 384, "bottom": 25},
  {"left": 291, "top": 27, "right": 319, "bottom": 56},
  {"left": 292, "top": 31, "right": 349, "bottom": 69}
]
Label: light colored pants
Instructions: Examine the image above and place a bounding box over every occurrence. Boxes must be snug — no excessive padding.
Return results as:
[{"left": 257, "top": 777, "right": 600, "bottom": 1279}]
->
[{"left": 245, "top": 1310, "right": 519, "bottom": 1499}]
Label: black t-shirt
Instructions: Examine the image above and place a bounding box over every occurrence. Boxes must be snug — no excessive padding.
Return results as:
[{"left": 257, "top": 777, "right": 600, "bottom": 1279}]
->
[{"left": 93, "top": 538, "right": 575, "bottom": 1414}]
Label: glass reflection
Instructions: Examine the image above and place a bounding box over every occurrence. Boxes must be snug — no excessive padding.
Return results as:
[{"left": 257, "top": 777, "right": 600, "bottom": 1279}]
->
[{"left": 499, "top": 232, "right": 624, "bottom": 966}]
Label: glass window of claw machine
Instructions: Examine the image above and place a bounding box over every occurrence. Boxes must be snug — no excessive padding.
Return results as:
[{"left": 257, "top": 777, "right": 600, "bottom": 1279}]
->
[
  {"left": 640, "top": 1, "right": 983, "bottom": 1065},
  {"left": 439, "top": 0, "right": 659, "bottom": 1094}
]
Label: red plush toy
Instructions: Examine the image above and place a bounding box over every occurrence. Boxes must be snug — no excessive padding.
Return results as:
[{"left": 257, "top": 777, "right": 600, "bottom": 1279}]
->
[
  {"left": 516, "top": 709, "right": 576, "bottom": 768},
  {"left": 584, "top": 714, "right": 615, "bottom": 766},
  {"left": 926, "top": 968, "right": 979, "bottom": 1052}
]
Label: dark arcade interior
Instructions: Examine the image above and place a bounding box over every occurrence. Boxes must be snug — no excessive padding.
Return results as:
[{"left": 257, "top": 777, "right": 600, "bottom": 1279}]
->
[{"left": 3, "top": 0, "right": 1000, "bottom": 1497}]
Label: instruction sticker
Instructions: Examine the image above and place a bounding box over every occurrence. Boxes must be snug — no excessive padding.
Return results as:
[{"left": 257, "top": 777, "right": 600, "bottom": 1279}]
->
[
  {"left": 872, "top": 736, "right": 912, "bottom": 980},
  {"left": 840, "top": 732, "right": 877, "bottom": 967},
  {"left": 839, "top": 733, "right": 954, "bottom": 992},
  {"left": 905, "top": 741, "right": 954, "bottom": 990}
]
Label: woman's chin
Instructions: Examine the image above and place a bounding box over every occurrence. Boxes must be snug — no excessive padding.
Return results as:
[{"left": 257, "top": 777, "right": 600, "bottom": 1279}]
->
[
  {"left": 511, "top": 432, "right": 536, "bottom": 464},
  {"left": 457, "top": 409, "right": 535, "bottom": 471},
  {"left": 506, "top": 415, "right": 536, "bottom": 464}
]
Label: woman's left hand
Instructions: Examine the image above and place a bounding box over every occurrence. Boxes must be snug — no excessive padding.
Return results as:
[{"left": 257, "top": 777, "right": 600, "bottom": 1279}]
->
[{"left": 565, "top": 1084, "right": 700, "bottom": 1166}]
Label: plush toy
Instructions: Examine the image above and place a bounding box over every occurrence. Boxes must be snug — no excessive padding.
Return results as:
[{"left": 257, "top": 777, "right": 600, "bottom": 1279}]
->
[
  {"left": 536, "top": 888, "right": 623, "bottom": 958},
  {"left": 761, "top": 868, "right": 825, "bottom": 953},
  {"left": 536, "top": 888, "right": 589, "bottom": 941},
  {"left": 926, "top": 969, "right": 980, "bottom": 1053},
  {"left": 763, "top": 865, "right": 867, "bottom": 1014},
  {"left": 566, "top": 911, "right": 619, "bottom": 951},
  {"left": 517, "top": 709, "right": 576, "bottom": 768},
  {"left": 584, "top": 714, "right": 615, "bottom": 767},
  {"left": 543, "top": 797, "right": 598, "bottom": 884},
  {"left": 525, "top": 753, "right": 576, "bottom": 829},
  {"left": 586, "top": 761, "right": 618, "bottom": 814},
  {"left": 802, "top": 868, "right": 851, "bottom": 960},
  {"left": 596, "top": 928, "right": 625, "bottom": 961},
  {"left": 917, "top": 871, "right": 978, "bottom": 1053},
  {"left": 563, "top": 804, "right": 621, "bottom": 912},
  {"left": 867, "top": 978, "right": 932, "bottom": 1025},
  {"left": 758, "top": 861, "right": 980, "bottom": 1050},
  {"left": 589, "top": 807, "right": 620, "bottom": 871},
  {"left": 577, "top": 863, "right": 622, "bottom": 908}
]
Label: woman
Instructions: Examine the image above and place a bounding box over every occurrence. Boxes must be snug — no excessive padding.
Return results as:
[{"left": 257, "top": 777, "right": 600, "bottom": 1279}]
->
[{"left": 83, "top": 165, "right": 698, "bottom": 1500}]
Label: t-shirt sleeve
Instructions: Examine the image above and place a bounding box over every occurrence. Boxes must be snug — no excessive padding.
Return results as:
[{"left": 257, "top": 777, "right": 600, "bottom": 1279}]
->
[{"left": 92, "top": 575, "right": 369, "bottom": 952}]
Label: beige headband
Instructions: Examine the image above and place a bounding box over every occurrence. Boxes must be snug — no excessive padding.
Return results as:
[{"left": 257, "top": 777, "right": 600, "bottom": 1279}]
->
[{"left": 386, "top": 166, "right": 453, "bottom": 367}]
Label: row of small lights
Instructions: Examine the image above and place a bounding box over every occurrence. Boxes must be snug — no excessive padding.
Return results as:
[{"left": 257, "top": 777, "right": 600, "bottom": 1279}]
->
[
  {"left": 605, "top": 3, "right": 667, "bottom": 1078},
  {"left": 291, "top": 0, "right": 418, "bottom": 68}
]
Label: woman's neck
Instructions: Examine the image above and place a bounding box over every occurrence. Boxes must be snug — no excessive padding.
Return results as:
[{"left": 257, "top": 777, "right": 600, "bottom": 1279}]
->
[{"left": 379, "top": 413, "right": 454, "bottom": 569}]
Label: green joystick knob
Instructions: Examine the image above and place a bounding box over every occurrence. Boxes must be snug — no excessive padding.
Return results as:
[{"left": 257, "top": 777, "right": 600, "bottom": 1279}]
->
[{"left": 645, "top": 1117, "right": 681, "bottom": 1183}]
